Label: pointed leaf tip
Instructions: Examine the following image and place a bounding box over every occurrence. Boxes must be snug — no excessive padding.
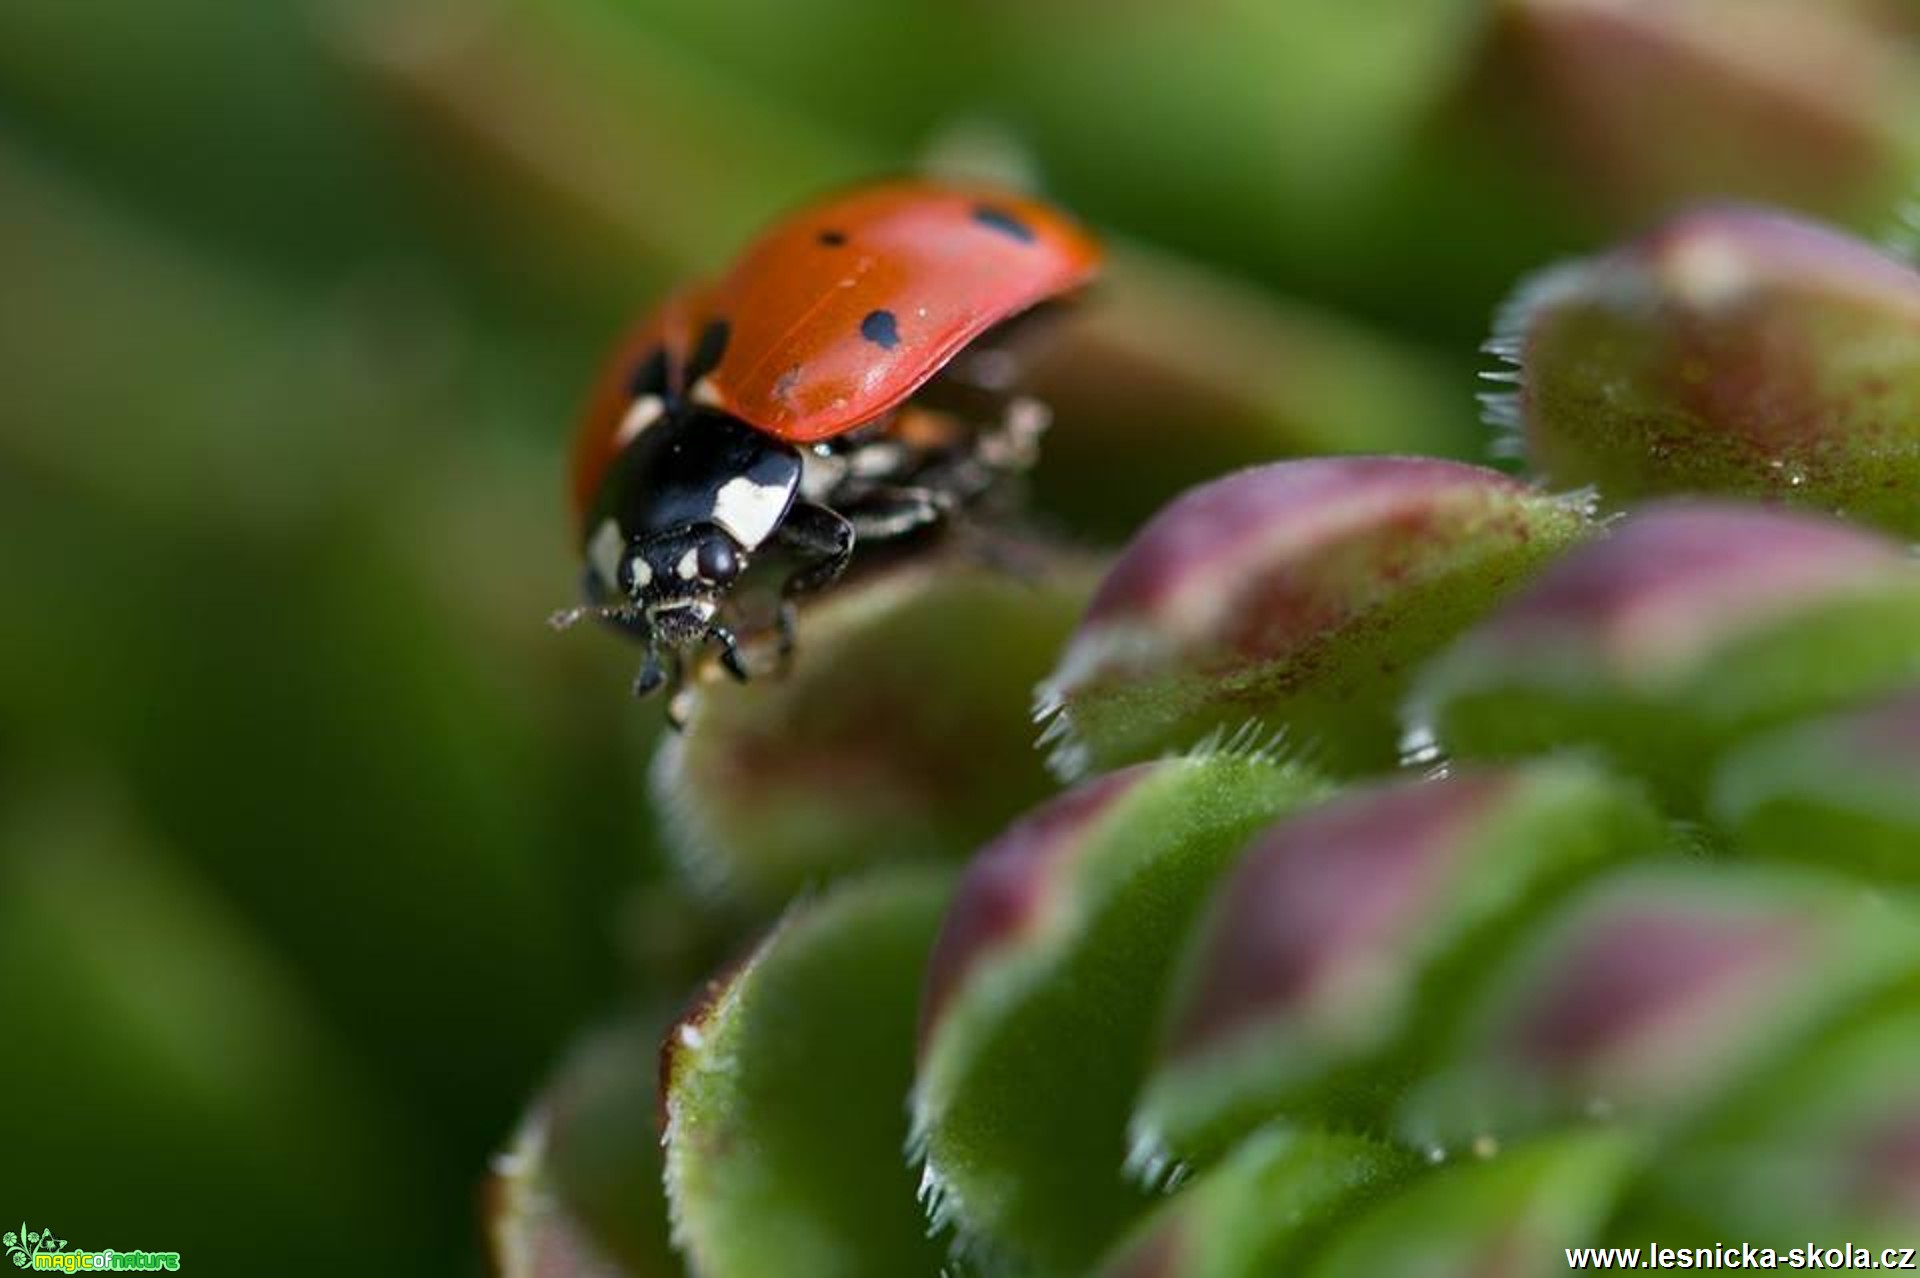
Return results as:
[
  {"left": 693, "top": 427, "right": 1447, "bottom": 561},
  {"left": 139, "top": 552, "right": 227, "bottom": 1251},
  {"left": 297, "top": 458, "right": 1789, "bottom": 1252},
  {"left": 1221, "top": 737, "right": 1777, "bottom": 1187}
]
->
[
  {"left": 1040, "top": 457, "right": 1592, "bottom": 779},
  {"left": 1417, "top": 500, "right": 1920, "bottom": 802},
  {"left": 1501, "top": 206, "right": 1920, "bottom": 534},
  {"left": 1137, "top": 762, "right": 1662, "bottom": 1161},
  {"left": 913, "top": 754, "right": 1325, "bottom": 1272},
  {"left": 657, "top": 551, "right": 1094, "bottom": 905},
  {"left": 1398, "top": 866, "right": 1920, "bottom": 1152},
  {"left": 1711, "top": 687, "right": 1920, "bottom": 883},
  {"left": 662, "top": 869, "right": 953, "bottom": 1278}
]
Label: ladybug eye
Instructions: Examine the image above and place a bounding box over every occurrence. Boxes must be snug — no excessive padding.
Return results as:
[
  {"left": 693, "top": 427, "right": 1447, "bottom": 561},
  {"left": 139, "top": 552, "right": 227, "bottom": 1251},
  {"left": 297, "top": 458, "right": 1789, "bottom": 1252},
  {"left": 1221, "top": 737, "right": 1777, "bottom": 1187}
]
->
[{"left": 697, "top": 537, "right": 740, "bottom": 583}]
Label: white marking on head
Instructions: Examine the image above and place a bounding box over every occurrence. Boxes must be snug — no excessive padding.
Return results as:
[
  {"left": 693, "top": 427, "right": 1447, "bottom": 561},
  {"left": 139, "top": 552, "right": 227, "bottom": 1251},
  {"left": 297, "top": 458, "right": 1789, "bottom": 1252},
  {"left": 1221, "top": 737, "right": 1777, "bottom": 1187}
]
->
[
  {"left": 712, "top": 476, "right": 791, "bottom": 549},
  {"left": 588, "top": 518, "right": 626, "bottom": 591},
  {"left": 677, "top": 547, "right": 700, "bottom": 580},
  {"left": 631, "top": 557, "right": 652, "bottom": 588},
  {"left": 613, "top": 394, "right": 664, "bottom": 450},
  {"left": 690, "top": 377, "right": 723, "bottom": 407}
]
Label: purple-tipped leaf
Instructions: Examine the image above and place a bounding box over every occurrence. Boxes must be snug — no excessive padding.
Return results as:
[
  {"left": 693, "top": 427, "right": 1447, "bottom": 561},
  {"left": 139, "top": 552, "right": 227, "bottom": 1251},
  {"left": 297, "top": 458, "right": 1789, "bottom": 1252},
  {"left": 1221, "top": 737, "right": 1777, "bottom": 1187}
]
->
[
  {"left": 1039, "top": 457, "right": 1591, "bottom": 778},
  {"left": 1488, "top": 1, "right": 1920, "bottom": 228},
  {"left": 1416, "top": 500, "right": 1920, "bottom": 803},
  {"left": 1398, "top": 866, "right": 1920, "bottom": 1154},
  {"left": 658, "top": 552, "right": 1093, "bottom": 905},
  {"left": 1495, "top": 207, "right": 1920, "bottom": 533},
  {"left": 1625, "top": 1002, "right": 1920, "bottom": 1248},
  {"left": 1712, "top": 688, "right": 1920, "bottom": 882},
  {"left": 1135, "top": 762, "right": 1662, "bottom": 1163},
  {"left": 913, "top": 755, "right": 1326, "bottom": 1272}
]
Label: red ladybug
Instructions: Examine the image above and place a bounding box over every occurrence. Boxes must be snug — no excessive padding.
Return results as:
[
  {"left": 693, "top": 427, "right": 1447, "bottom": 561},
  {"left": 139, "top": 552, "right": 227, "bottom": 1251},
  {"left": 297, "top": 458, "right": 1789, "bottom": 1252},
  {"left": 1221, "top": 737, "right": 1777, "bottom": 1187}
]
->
[{"left": 561, "top": 179, "right": 1102, "bottom": 709}]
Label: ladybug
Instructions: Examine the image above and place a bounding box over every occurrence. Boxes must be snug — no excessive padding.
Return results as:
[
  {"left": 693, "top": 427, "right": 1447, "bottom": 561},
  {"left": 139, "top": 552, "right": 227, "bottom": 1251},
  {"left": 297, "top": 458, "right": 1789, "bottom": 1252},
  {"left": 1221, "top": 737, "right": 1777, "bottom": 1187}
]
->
[{"left": 559, "top": 179, "right": 1102, "bottom": 712}]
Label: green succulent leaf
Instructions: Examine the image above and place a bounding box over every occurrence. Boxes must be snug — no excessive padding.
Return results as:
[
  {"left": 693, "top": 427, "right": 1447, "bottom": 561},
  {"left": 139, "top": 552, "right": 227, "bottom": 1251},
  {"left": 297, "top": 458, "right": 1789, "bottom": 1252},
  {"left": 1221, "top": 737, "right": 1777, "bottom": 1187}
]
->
[
  {"left": 1493, "top": 207, "right": 1920, "bottom": 534},
  {"left": 486, "top": 1021, "right": 681, "bottom": 1278},
  {"left": 1487, "top": 1, "right": 1920, "bottom": 228},
  {"left": 486, "top": 1117, "right": 636, "bottom": 1278},
  {"left": 1304, "top": 1130, "right": 1643, "bottom": 1278},
  {"left": 1398, "top": 865, "right": 1920, "bottom": 1156},
  {"left": 662, "top": 867, "right": 952, "bottom": 1278},
  {"left": 1092, "top": 1127, "right": 1416, "bottom": 1278},
  {"left": 657, "top": 552, "right": 1095, "bottom": 905},
  {"left": 1134, "top": 760, "right": 1667, "bottom": 1167},
  {"left": 1617, "top": 997, "right": 1920, "bottom": 1249},
  {"left": 1416, "top": 501, "right": 1920, "bottom": 807},
  {"left": 1710, "top": 688, "right": 1920, "bottom": 882},
  {"left": 1037, "top": 457, "right": 1592, "bottom": 780},
  {"left": 913, "top": 754, "right": 1327, "bottom": 1274}
]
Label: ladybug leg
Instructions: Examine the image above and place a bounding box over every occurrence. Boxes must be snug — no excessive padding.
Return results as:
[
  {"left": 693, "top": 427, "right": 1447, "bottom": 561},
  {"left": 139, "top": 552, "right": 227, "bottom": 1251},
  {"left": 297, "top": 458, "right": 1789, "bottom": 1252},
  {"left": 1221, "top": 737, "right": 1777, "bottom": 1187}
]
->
[
  {"left": 775, "top": 502, "right": 856, "bottom": 597},
  {"left": 708, "top": 623, "right": 752, "bottom": 683},
  {"left": 762, "top": 502, "right": 854, "bottom": 676},
  {"left": 974, "top": 395, "right": 1051, "bottom": 474},
  {"left": 774, "top": 602, "right": 800, "bottom": 672},
  {"left": 632, "top": 629, "right": 669, "bottom": 699},
  {"left": 842, "top": 485, "right": 954, "bottom": 542}
]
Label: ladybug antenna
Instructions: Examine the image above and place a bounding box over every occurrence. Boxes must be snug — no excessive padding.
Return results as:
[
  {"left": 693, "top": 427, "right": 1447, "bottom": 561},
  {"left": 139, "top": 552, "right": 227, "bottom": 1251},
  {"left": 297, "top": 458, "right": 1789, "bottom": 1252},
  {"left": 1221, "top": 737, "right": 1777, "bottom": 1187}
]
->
[{"left": 547, "top": 602, "right": 635, "bottom": 632}]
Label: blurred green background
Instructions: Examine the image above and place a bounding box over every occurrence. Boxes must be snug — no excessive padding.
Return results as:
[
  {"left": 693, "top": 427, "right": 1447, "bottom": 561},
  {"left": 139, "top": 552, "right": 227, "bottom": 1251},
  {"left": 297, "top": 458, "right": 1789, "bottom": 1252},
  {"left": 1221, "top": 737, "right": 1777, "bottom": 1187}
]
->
[{"left": 2, "top": 0, "right": 1916, "bottom": 1273}]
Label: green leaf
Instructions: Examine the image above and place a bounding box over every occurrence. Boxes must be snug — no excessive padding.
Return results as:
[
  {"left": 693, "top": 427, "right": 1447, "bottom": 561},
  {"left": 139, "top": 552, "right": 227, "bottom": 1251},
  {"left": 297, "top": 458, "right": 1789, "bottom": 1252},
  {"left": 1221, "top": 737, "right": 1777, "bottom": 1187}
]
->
[
  {"left": 1492, "top": 208, "right": 1920, "bottom": 534},
  {"left": 658, "top": 551, "right": 1095, "bottom": 905},
  {"left": 1416, "top": 501, "right": 1920, "bottom": 807},
  {"left": 1304, "top": 1130, "right": 1643, "bottom": 1278},
  {"left": 1134, "top": 761, "right": 1666, "bottom": 1167},
  {"left": 1092, "top": 1127, "right": 1415, "bottom": 1278},
  {"left": 487, "top": 1112, "right": 641, "bottom": 1278},
  {"left": 913, "top": 754, "right": 1327, "bottom": 1274},
  {"left": 486, "top": 1021, "right": 680, "bottom": 1278},
  {"left": 1486, "top": 3, "right": 1920, "bottom": 229},
  {"left": 1398, "top": 865, "right": 1920, "bottom": 1155},
  {"left": 1710, "top": 688, "right": 1920, "bottom": 883},
  {"left": 1038, "top": 457, "right": 1592, "bottom": 778},
  {"left": 1617, "top": 997, "right": 1920, "bottom": 1250},
  {"left": 662, "top": 867, "right": 952, "bottom": 1278}
]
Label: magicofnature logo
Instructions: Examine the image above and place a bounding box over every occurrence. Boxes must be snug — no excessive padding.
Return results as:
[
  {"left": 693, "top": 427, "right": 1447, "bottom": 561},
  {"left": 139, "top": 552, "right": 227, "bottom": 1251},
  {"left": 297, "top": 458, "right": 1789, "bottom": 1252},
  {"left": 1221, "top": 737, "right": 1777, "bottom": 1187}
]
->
[
  {"left": 5, "top": 1224, "right": 179, "bottom": 1272},
  {"left": 4, "top": 1226, "right": 63, "bottom": 1269}
]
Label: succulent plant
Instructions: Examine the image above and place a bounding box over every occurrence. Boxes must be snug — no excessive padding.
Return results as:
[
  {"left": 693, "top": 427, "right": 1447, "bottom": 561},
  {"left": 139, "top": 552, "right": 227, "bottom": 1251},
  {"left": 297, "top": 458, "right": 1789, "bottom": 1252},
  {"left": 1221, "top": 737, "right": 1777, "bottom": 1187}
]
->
[
  {"left": 20, "top": 1, "right": 1920, "bottom": 1273},
  {"left": 490, "top": 193, "right": 1920, "bottom": 1274},
  {"left": 467, "top": 90, "right": 1920, "bottom": 1272}
]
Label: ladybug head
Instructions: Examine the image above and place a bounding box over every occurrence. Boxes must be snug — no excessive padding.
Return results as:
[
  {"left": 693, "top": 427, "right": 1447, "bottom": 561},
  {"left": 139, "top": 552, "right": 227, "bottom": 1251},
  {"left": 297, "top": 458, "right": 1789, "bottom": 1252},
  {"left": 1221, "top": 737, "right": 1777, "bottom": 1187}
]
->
[{"left": 620, "top": 522, "right": 746, "bottom": 645}]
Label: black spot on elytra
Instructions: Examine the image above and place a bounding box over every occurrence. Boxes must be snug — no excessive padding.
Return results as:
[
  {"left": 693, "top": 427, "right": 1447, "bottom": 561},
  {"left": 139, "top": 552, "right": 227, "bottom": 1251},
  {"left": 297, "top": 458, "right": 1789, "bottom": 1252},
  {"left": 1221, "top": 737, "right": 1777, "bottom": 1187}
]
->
[
  {"left": 860, "top": 309, "right": 900, "bottom": 350},
  {"left": 972, "top": 204, "right": 1036, "bottom": 243},
  {"left": 627, "top": 346, "right": 669, "bottom": 399},
  {"left": 817, "top": 229, "right": 847, "bottom": 247},
  {"left": 686, "top": 319, "right": 731, "bottom": 381}
]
